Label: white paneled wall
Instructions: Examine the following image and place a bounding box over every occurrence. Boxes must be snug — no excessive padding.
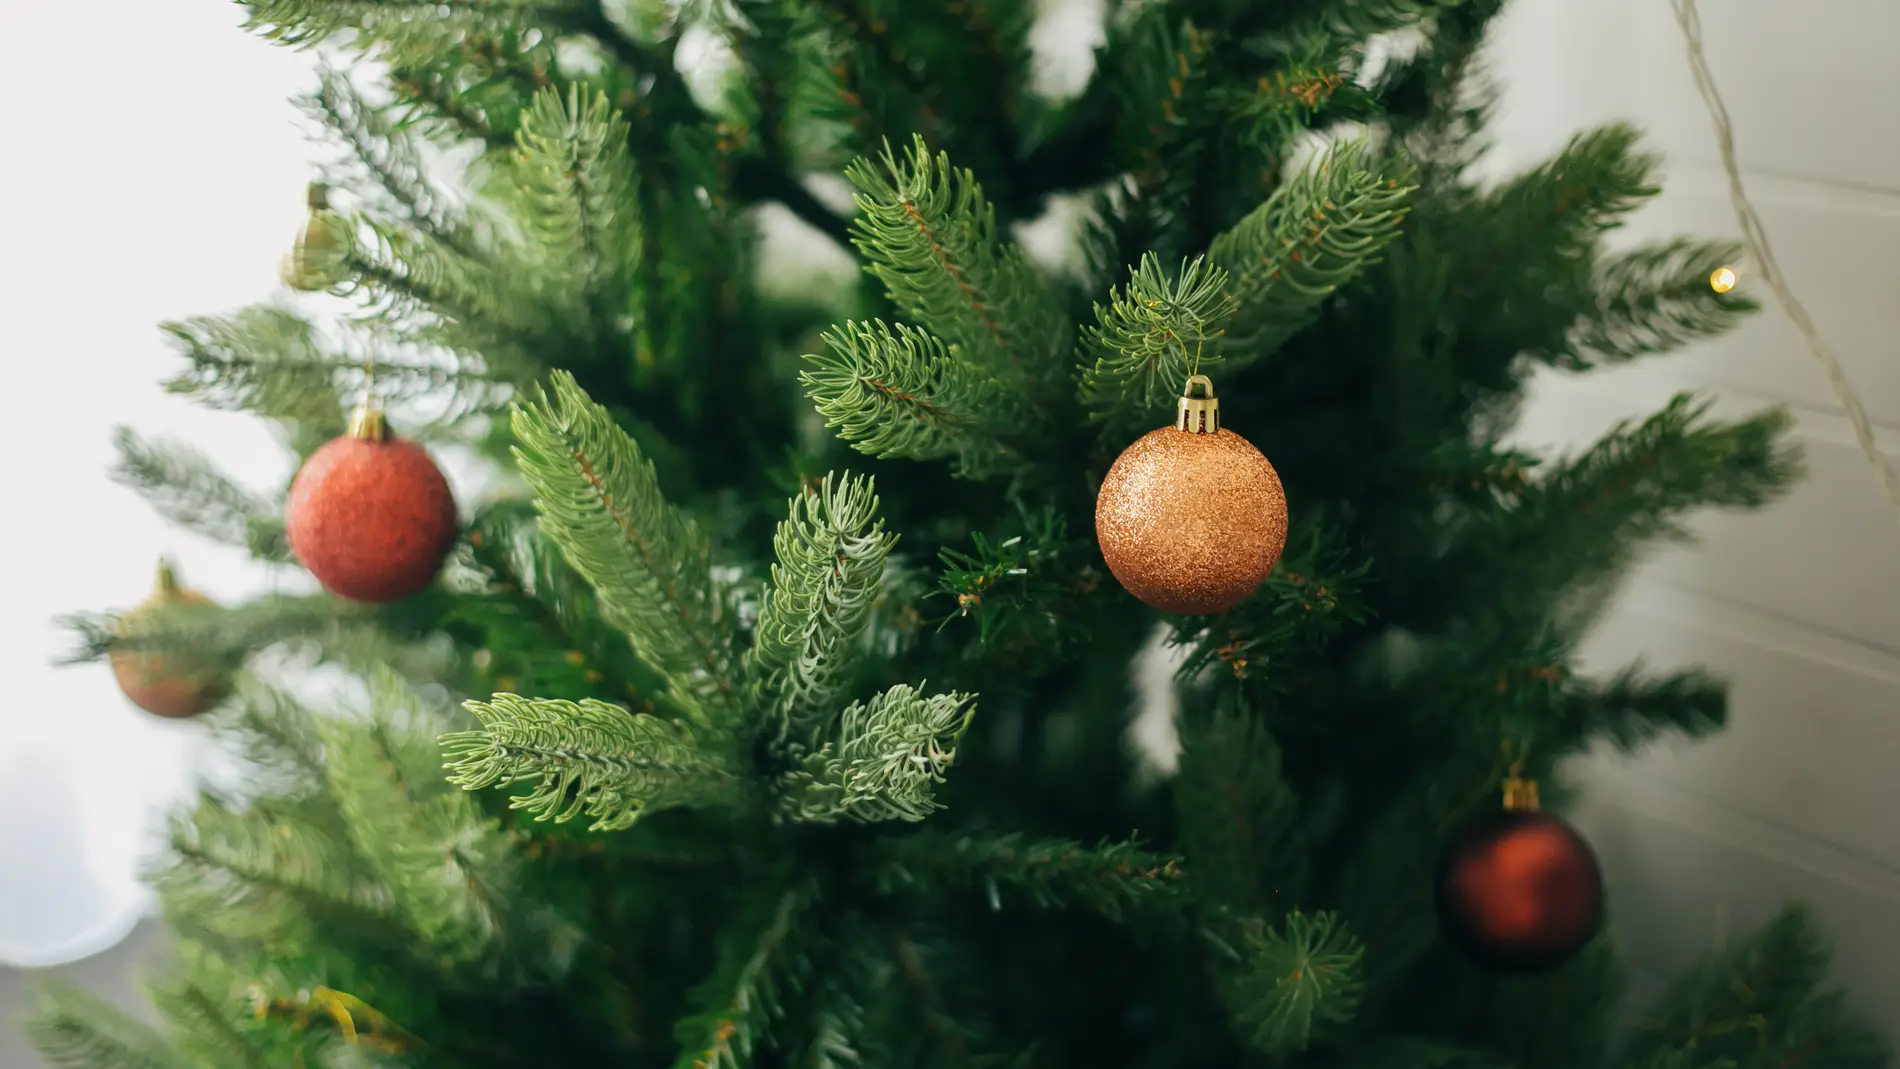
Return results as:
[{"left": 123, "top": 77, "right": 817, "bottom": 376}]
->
[{"left": 1487, "top": 0, "right": 1900, "bottom": 1040}]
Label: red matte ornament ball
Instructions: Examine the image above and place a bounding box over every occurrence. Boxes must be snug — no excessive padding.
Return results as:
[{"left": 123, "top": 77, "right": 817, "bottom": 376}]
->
[
  {"left": 1434, "top": 809, "right": 1604, "bottom": 974},
  {"left": 286, "top": 410, "right": 459, "bottom": 603}
]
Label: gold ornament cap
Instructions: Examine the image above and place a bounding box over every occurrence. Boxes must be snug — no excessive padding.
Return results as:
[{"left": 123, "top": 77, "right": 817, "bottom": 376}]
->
[
  {"left": 1176, "top": 375, "right": 1220, "bottom": 434},
  {"left": 1502, "top": 766, "right": 1541, "bottom": 812},
  {"left": 347, "top": 403, "right": 389, "bottom": 441},
  {"left": 305, "top": 181, "right": 331, "bottom": 210},
  {"left": 154, "top": 556, "right": 179, "bottom": 596}
]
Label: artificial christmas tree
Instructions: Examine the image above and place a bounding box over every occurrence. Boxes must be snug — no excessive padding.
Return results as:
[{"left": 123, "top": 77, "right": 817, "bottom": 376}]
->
[{"left": 33, "top": 1, "right": 1888, "bottom": 1068}]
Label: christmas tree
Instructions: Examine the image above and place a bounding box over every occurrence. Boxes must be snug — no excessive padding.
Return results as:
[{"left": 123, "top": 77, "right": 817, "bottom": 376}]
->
[{"left": 29, "top": 1, "right": 1889, "bottom": 1067}]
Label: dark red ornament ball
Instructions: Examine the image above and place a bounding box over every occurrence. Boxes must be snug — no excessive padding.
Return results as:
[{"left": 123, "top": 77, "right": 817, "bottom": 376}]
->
[
  {"left": 1434, "top": 809, "right": 1604, "bottom": 974},
  {"left": 286, "top": 430, "right": 458, "bottom": 603}
]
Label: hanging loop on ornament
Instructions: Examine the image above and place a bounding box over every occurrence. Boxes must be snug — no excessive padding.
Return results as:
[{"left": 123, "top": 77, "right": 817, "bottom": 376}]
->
[
  {"left": 1176, "top": 375, "right": 1221, "bottom": 434},
  {"left": 350, "top": 319, "right": 385, "bottom": 441},
  {"left": 350, "top": 344, "right": 385, "bottom": 442}
]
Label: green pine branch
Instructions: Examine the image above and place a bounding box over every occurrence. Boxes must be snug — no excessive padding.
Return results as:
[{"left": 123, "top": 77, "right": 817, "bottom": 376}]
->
[
  {"left": 1558, "top": 238, "right": 1757, "bottom": 367},
  {"left": 1209, "top": 138, "right": 1415, "bottom": 356},
  {"left": 159, "top": 307, "right": 502, "bottom": 438},
  {"left": 109, "top": 428, "right": 274, "bottom": 553},
  {"left": 1175, "top": 703, "right": 1310, "bottom": 912},
  {"left": 338, "top": 214, "right": 516, "bottom": 331},
  {"left": 385, "top": 63, "right": 508, "bottom": 148},
  {"left": 511, "top": 370, "right": 740, "bottom": 724},
  {"left": 1172, "top": 526, "right": 1373, "bottom": 684},
  {"left": 210, "top": 683, "right": 333, "bottom": 794},
  {"left": 153, "top": 793, "right": 396, "bottom": 950},
  {"left": 1337, "top": 1036, "right": 1508, "bottom": 1068},
  {"left": 936, "top": 506, "right": 1109, "bottom": 663},
  {"left": 317, "top": 669, "right": 517, "bottom": 965},
  {"left": 1228, "top": 911, "right": 1365, "bottom": 1057},
  {"left": 1456, "top": 123, "right": 1660, "bottom": 314},
  {"left": 1415, "top": 121, "right": 1665, "bottom": 375},
  {"left": 1419, "top": 442, "right": 1544, "bottom": 505},
  {"left": 1624, "top": 905, "right": 1886, "bottom": 1069},
  {"left": 25, "top": 986, "right": 190, "bottom": 1069},
  {"left": 445, "top": 692, "right": 740, "bottom": 831},
  {"left": 1279, "top": 0, "right": 1466, "bottom": 51},
  {"left": 239, "top": 0, "right": 587, "bottom": 65},
  {"left": 799, "top": 0, "right": 1031, "bottom": 205},
  {"left": 1387, "top": 0, "right": 1504, "bottom": 148},
  {"left": 780, "top": 683, "right": 975, "bottom": 824},
  {"left": 1216, "top": 64, "right": 1377, "bottom": 149},
  {"left": 673, "top": 883, "right": 820, "bottom": 1069},
  {"left": 1077, "top": 253, "right": 1237, "bottom": 423},
  {"left": 798, "top": 983, "right": 866, "bottom": 1069},
  {"left": 1493, "top": 123, "right": 1659, "bottom": 250},
  {"left": 801, "top": 318, "right": 1025, "bottom": 479},
  {"left": 1449, "top": 394, "right": 1799, "bottom": 631},
  {"left": 584, "top": 3, "right": 856, "bottom": 248},
  {"left": 1621, "top": 1052, "right": 1736, "bottom": 1069},
  {"left": 146, "top": 971, "right": 276, "bottom": 1069},
  {"left": 511, "top": 85, "right": 642, "bottom": 313},
  {"left": 868, "top": 831, "right": 1188, "bottom": 923},
  {"left": 1376, "top": 29, "right": 1499, "bottom": 183},
  {"left": 60, "top": 597, "right": 228, "bottom": 667},
  {"left": 59, "top": 593, "right": 390, "bottom": 676},
  {"left": 845, "top": 135, "right": 1067, "bottom": 383},
  {"left": 458, "top": 498, "right": 671, "bottom": 707},
  {"left": 1076, "top": 10, "right": 1218, "bottom": 279},
  {"left": 160, "top": 308, "right": 343, "bottom": 430},
  {"left": 302, "top": 65, "right": 474, "bottom": 254},
  {"left": 156, "top": 947, "right": 394, "bottom": 1068},
  {"left": 1330, "top": 793, "right": 1445, "bottom": 995},
  {"left": 1550, "top": 664, "right": 1728, "bottom": 757},
  {"left": 239, "top": 957, "right": 420, "bottom": 1064},
  {"left": 64, "top": 592, "right": 444, "bottom": 684},
  {"left": 325, "top": 218, "right": 564, "bottom": 380},
  {"left": 748, "top": 472, "right": 897, "bottom": 739}
]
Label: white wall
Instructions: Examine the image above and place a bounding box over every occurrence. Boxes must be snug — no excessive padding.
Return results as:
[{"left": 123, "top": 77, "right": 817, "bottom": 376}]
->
[
  {"left": 0, "top": 0, "right": 316, "bottom": 1059},
  {"left": 1485, "top": 0, "right": 1900, "bottom": 1037}
]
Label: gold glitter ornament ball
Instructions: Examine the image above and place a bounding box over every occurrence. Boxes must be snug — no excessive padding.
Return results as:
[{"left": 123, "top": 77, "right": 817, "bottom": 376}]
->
[{"left": 1095, "top": 377, "right": 1288, "bottom": 615}]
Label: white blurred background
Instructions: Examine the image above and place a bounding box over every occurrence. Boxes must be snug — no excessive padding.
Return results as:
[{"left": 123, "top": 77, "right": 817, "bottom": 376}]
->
[
  {"left": 0, "top": 0, "right": 317, "bottom": 989},
  {"left": 1, "top": 0, "right": 1895, "bottom": 1061}
]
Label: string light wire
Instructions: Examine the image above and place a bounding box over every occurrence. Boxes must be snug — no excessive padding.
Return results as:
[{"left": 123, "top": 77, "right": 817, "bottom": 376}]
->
[{"left": 1671, "top": 0, "right": 1900, "bottom": 529}]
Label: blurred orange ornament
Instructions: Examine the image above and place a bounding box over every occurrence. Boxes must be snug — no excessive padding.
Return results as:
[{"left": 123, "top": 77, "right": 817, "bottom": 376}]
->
[
  {"left": 1094, "top": 376, "right": 1289, "bottom": 614},
  {"left": 110, "top": 559, "right": 227, "bottom": 719}
]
